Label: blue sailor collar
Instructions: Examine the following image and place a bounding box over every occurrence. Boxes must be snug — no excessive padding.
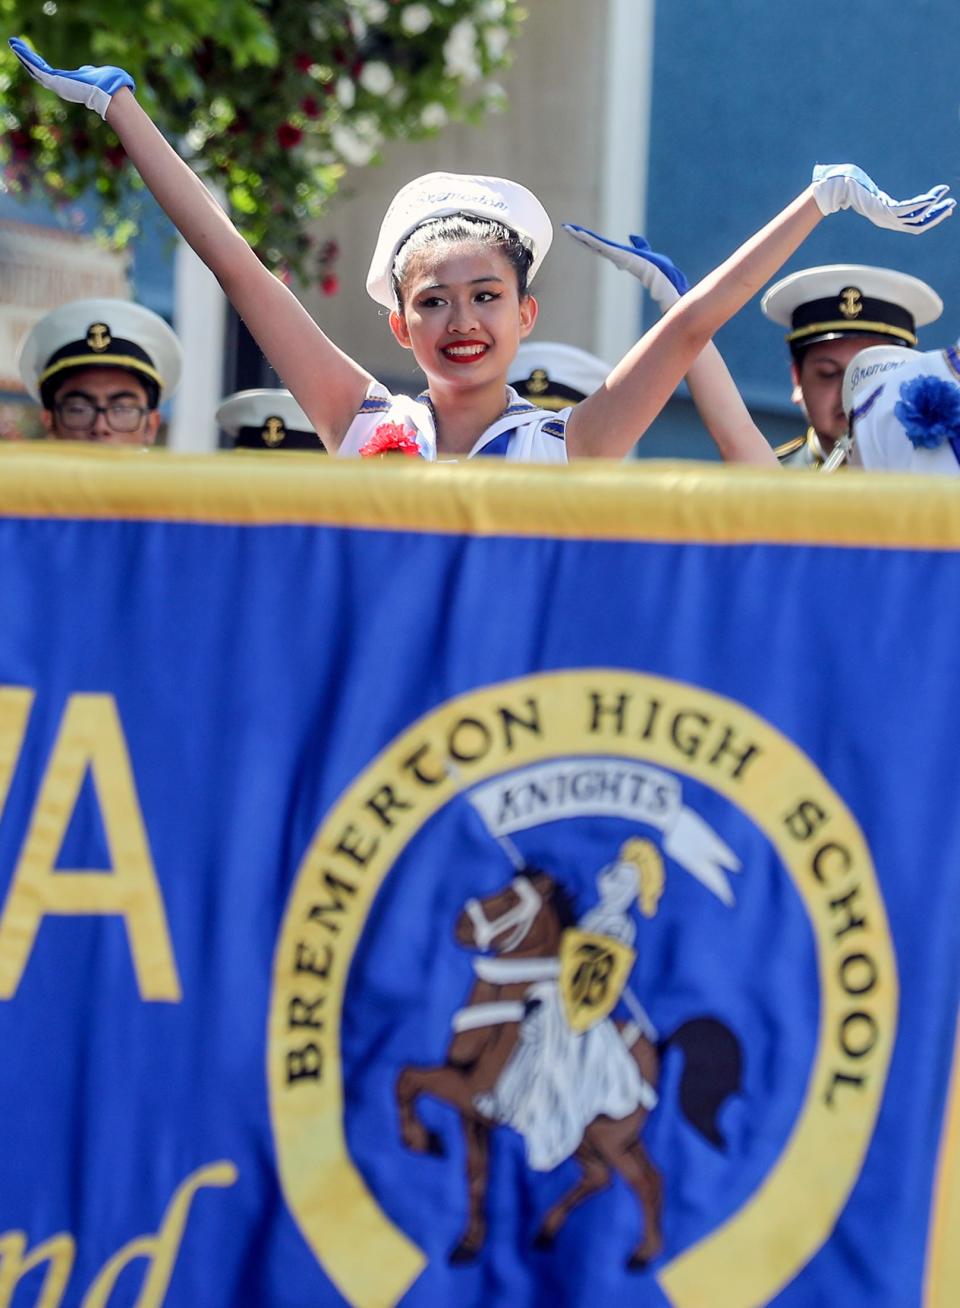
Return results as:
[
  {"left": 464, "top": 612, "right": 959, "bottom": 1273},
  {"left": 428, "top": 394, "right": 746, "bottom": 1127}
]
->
[{"left": 412, "top": 386, "right": 543, "bottom": 460}]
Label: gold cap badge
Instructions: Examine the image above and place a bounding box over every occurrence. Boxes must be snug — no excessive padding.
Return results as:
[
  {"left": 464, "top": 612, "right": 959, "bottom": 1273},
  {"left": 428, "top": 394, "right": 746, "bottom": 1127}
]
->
[
  {"left": 262, "top": 416, "right": 287, "bottom": 447},
  {"left": 838, "top": 288, "right": 863, "bottom": 320},
  {"left": 85, "top": 322, "right": 112, "bottom": 352}
]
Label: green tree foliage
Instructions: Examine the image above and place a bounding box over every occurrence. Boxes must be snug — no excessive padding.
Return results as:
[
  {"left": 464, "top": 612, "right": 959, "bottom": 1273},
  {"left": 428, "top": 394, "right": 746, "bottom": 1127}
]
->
[{"left": 0, "top": 0, "right": 524, "bottom": 282}]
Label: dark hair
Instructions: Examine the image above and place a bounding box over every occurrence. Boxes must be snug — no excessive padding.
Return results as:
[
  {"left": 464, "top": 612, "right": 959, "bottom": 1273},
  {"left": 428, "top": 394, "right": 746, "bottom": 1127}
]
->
[{"left": 391, "top": 213, "right": 534, "bottom": 310}]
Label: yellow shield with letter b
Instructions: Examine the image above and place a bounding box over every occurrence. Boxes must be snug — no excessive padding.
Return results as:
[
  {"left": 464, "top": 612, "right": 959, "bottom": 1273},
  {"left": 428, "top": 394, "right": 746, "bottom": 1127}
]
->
[{"left": 559, "top": 929, "right": 636, "bottom": 1033}]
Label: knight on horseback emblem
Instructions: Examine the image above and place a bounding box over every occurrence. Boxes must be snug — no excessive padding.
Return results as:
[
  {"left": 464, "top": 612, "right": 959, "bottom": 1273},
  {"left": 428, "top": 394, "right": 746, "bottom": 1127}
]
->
[
  {"left": 396, "top": 805, "right": 743, "bottom": 1269},
  {"left": 272, "top": 673, "right": 895, "bottom": 1307}
]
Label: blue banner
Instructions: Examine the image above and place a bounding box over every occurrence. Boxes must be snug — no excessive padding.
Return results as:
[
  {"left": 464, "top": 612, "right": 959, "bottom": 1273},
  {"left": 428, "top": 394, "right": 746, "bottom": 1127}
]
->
[{"left": 0, "top": 445, "right": 958, "bottom": 1307}]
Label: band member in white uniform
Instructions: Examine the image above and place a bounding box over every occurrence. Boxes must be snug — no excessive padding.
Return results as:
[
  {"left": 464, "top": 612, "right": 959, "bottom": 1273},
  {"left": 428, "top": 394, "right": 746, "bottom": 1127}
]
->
[
  {"left": 762, "top": 265, "right": 943, "bottom": 469},
  {"left": 842, "top": 341, "right": 960, "bottom": 475},
  {"left": 506, "top": 341, "right": 611, "bottom": 411},
  {"left": 216, "top": 388, "right": 323, "bottom": 451},
  {"left": 563, "top": 231, "right": 947, "bottom": 470},
  {"left": 17, "top": 298, "right": 181, "bottom": 447},
  {"left": 10, "top": 36, "right": 954, "bottom": 465}
]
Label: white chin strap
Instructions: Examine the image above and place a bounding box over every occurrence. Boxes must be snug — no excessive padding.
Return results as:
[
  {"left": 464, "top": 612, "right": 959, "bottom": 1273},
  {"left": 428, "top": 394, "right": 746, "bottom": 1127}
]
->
[{"left": 465, "top": 877, "right": 542, "bottom": 952}]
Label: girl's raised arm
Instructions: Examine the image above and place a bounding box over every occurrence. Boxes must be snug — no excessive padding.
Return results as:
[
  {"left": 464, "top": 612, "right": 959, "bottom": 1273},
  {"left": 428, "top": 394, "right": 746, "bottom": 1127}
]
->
[
  {"left": 565, "top": 225, "right": 777, "bottom": 466},
  {"left": 565, "top": 167, "right": 953, "bottom": 461},
  {"left": 8, "top": 38, "right": 372, "bottom": 450}
]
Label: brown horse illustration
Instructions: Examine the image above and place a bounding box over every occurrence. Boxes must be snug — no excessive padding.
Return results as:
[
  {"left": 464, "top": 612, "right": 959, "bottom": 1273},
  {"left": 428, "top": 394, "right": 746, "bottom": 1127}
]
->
[{"left": 395, "top": 868, "right": 741, "bottom": 1269}]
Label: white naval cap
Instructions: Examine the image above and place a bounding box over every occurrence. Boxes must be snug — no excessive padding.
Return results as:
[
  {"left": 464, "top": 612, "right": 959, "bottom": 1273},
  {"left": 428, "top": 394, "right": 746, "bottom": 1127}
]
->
[
  {"left": 18, "top": 298, "right": 182, "bottom": 405},
  {"left": 761, "top": 264, "right": 942, "bottom": 351},
  {"left": 843, "top": 343, "right": 960, "bottom": 474},
  {"left": 216, "top": 388, "right": 322, "bottom": 450},
  {"left": 366, "top": 171, "right": 553, "bottom": 309},
  {"left": 508, "top": 341, "right": 611, "bottom": 411}
]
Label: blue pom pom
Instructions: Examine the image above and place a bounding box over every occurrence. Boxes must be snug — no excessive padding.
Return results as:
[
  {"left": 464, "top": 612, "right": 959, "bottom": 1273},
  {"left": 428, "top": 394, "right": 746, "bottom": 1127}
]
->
[{"left": 894, "top": 375, "right": 960, "bottom": 449}]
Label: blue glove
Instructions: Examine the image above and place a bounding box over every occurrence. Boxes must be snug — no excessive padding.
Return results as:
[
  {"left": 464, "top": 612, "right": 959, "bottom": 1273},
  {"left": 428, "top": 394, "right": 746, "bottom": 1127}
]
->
[
  {"left": 8, "top": 37, "right": 135, "bottom": 120},
  {"left": 563, "top": 223, "right": 689, "bottom": 312},
  {"left": 811, "top": 164, "right": 954, "bottom": 234}
]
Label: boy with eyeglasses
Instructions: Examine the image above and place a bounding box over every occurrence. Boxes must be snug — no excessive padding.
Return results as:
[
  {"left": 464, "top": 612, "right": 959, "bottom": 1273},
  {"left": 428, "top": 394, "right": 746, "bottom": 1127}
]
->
[{"left": 17, "top": 298, "right": 182, "bottom": 446}]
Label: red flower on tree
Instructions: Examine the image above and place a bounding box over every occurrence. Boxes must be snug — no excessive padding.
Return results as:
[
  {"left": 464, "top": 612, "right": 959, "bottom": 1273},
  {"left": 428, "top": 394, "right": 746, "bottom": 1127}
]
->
[
  {"left": 1, "top": 0, "right": 524, "bottom": 281},
  {"left": 317, "top": 238, "right": 340, "bottom": 295},
  {"left": 9, "top": 130, "right": 32, "bottom": 162},
  {"left": 276, "top": 122, "right": 303, "bottom": 149},
  {"left": 359, "top": 422, "right": 422, "bottom": 458}
]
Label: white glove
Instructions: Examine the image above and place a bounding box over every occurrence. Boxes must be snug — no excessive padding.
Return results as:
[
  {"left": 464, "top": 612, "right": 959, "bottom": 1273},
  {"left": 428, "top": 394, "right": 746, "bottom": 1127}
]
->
[
  {"left": 811, "top": 164, "right": 954, "bottom": 234},
  {"left": 563, "top": 224, "right": 689, "bottom": 314},
  {"left": 8, "top": 36, "right": 135, "bottom": 120}
]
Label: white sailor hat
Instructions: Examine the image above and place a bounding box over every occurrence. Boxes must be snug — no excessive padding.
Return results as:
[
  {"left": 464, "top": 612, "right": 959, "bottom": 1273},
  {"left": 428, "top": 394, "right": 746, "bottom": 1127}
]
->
[
  {"left": 17, "top": 298, "right": 182, "bottom": 406},
  {"left": 761, "top": 265, "right": 942, "bottom": 353},
  {"left": 843, "top": 343, "right": 960, "bottom": 474},
  {"left": 366, "top": 171, "right": 553, "bottom": 309},
  {"left": 841, "top": 345, "right": 912, "bottom": 421},
  {"left": 508, "top": 341, "right": 610, "bottom": 411},
  {"left": 216, "top": 388, "right": 322, "bottom": 451}
]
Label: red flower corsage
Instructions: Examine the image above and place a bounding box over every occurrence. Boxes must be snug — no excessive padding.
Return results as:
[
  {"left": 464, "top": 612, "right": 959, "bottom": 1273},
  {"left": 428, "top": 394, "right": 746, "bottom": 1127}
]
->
[{"left": 359, "top": 422, "right": 422, "bottom": 458}]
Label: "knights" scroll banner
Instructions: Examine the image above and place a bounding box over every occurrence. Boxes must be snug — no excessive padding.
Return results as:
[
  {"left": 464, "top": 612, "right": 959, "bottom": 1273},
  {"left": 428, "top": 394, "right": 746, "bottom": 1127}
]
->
[{"left": 1, "top": 445, "right": 959, "bottom": 1307}]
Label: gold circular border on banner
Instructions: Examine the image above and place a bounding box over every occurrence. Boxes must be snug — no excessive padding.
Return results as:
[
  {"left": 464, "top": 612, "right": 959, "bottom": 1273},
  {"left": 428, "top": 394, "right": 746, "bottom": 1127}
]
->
[{"left": 268, "top": 670, "right": 897, "bottom": 1308}]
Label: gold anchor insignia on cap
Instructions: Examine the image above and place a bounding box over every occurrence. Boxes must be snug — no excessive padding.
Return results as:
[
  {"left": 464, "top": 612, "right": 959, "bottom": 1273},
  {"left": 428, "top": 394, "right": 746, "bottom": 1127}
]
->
[
  {"left": 86, "top": 322, "right": 112, "bottom": 351},
  {"left": 838, "top": 288, "right": 863, "bottom": 320},
  {"left": 262, "top": 416, "right": 286, "bottom": 446},
  {"left": 526, "top": 367, "right": 549, "bottom": 395}
]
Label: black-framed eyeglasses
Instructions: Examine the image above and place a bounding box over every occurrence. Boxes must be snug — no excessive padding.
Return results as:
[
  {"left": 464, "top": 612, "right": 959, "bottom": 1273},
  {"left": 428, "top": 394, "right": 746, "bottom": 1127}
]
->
[{"left": 54, "top": 399, "right": 150, "bottom": 433}]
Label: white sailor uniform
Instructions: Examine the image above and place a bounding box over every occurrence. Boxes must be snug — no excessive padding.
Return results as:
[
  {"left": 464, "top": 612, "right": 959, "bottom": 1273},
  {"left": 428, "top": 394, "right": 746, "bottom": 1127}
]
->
[
  {"left": 850, "top": 343, "right": 960, "bottom": 475},
  {"left": 338, "top": 382, "right": 570, "bottom": 462}
]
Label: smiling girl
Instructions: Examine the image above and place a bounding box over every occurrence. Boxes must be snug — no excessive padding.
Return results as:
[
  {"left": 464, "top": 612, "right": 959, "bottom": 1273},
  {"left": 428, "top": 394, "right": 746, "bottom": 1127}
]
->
[{"left": 9, "top": 37, "right": 953, "bottom": 464}]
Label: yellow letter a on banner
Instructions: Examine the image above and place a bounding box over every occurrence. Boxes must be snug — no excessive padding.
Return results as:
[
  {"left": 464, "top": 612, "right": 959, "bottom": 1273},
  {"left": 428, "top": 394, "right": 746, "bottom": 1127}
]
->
[
  {"left": 0, "top": 694, "right": 181, "bottom": 1001},
  {"left": 0, "top": 687, "right": 34, "bottom": 823}
]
